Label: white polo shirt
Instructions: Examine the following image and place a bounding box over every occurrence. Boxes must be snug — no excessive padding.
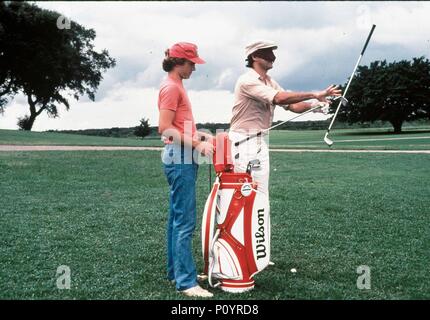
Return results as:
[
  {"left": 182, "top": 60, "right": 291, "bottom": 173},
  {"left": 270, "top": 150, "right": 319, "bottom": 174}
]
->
[{"left": 230, "top": 68, "right": 289, "bottom": 132}]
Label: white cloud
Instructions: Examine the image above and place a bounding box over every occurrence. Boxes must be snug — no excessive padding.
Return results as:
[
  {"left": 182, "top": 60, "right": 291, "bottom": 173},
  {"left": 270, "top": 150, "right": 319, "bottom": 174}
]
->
[
  {"left": 2, "top": 1, "right": 430, "bottom": 130},
  {"left": 0, "top": 85, "right": 332, "bottom": 131},
  {"left": 0, "top": 84, "right": 236, "bottom": 131},
  {"left": 215, "top": 69, "right": 235, "bottom": 90}
]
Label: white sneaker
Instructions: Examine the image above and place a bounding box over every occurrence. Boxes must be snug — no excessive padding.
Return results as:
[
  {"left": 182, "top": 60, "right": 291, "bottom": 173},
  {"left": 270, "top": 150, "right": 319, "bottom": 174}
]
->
[{"left": 180, "top": 285, "right": 213, "bottom": 298}]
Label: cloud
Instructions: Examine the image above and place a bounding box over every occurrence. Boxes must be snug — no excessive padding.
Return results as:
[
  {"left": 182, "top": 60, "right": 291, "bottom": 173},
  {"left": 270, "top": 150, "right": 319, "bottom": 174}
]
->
[
  {"left": 1, "top": 1, "right": 430, "bottom": 130},
  {"left": 36, "top": 2, "right": 430, "bottom": 92},
  {"left": 0, "top": 84, "right": 234, "bottom": 131}
]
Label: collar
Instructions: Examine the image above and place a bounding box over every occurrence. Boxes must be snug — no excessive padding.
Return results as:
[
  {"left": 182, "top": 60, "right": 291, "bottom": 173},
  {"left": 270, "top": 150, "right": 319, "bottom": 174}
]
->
[{"left": 247, "top": 68, "right": 271, "bottom": 82}]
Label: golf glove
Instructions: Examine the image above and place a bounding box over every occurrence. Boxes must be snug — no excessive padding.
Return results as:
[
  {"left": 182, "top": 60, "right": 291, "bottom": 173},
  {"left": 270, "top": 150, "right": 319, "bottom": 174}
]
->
[{"left": 311, "top": 101, "right": 330, "bottom": 115}]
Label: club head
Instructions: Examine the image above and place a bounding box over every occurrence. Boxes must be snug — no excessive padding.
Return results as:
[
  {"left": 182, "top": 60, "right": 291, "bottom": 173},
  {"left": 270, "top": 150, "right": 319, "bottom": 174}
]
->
[
  {"left": 331, "top": 96, "right": 348, "bottom": 105},
  {"left": 324, "top": 133, "right": 333, "bottom": 147},
  {"left": 246, "top": 159, "right": 261, "bottom": 174},
  {"left": 340, "top": 97, "right": 349, "bottom": 106}
]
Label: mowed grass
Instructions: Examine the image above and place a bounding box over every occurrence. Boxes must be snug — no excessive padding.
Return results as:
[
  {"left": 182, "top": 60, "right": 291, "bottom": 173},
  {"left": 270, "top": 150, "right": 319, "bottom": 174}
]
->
[
  {"left": 268, "top": 126, "right": 430, "bottom": 150},
  {"left": 0, "top": 129, "right": 163, "bottom": 147},
  {"left": 2, "top": 126, "right": 430, "bottom": 150},
  {"left": 1, "top": 149, "right": 429, "bottom": 299}
]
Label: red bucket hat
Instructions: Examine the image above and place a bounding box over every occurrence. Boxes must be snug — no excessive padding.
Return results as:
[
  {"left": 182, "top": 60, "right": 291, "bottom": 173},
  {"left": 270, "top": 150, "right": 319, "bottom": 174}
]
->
[{"left": 168, "top": 42, "right": 205, "bottom": 64}]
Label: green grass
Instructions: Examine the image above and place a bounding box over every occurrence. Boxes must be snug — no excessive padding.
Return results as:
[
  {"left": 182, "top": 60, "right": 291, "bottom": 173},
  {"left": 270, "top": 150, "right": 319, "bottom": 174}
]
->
[
  {"left": 1, "top": 149, "right": 429, "bottom": 299},
  {"left": 0, "top": 129, "right": 163, "bottom": 147},
  {"left": 267, "top": 126, "right": 430, "bottom": 150},
  {"left": 2, "top": 126, "right": 430, "bottom": 150}
]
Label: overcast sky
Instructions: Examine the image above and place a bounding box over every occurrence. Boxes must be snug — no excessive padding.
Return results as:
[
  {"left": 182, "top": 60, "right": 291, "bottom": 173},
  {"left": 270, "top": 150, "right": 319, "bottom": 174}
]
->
[{"left": 1, "top": 1, "right": 430, "bottom": 131}]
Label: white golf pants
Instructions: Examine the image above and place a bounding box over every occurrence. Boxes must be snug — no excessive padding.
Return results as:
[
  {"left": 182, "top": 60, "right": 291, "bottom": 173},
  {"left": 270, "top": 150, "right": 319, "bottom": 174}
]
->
[{"left": 228, "top": 131, "right": 270, "bottom": 197}]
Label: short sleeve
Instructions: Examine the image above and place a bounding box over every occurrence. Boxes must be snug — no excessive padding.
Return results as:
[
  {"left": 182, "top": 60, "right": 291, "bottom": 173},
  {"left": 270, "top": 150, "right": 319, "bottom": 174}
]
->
[
  {"left": 240, "top": 79, "right": 279, "bottom": 106},
  {"left": 159, "top": 85, "right": 181, "bottom": 111},
  {"left": 272, "top": 80, "right": 290, "bottom": 110}
]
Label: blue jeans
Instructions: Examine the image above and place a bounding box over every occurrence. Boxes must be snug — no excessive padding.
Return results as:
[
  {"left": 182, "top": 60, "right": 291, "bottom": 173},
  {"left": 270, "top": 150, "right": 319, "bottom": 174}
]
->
[{"left": 162, "top": 144, "right": 199, "bottom": 291}]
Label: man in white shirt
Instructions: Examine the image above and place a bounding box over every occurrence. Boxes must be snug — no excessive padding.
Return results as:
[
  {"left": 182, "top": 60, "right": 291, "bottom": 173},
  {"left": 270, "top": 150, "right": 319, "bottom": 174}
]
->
[
  {"left": 228, "top": 41, "right": 341, "bottom": 274},
  {"left": 230, "top": 40, "right": 341, "bottom": 196}
]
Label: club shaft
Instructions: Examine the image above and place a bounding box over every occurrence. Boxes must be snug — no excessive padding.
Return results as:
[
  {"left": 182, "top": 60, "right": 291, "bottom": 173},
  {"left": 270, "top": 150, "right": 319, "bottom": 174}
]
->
[
  {"left": 326, "top": 54, "right": 363, "bottom": 132},
  {"left": 234, "top": 105, "right": 321, "bottom": 146},
  {"left": 266, "top": 105, "right": 321, "bottom": 131},
  {"left": 326, "top": 24, "right": 376, "bottom": 133}
]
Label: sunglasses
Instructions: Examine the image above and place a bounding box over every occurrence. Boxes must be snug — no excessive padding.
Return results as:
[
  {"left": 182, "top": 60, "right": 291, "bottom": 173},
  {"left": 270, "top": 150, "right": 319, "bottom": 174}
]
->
[{"left": 253, "top": 49, "right": 276, "bottom": 62}]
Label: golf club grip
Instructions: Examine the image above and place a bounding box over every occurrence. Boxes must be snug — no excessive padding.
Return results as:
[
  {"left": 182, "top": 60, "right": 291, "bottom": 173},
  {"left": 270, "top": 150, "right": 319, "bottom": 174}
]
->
[
  {"left": 361, "top": 24, "right": 376, "bottom": 55},
  {"left": 234, "top": 132, "right": 261, "bottom": 146}
]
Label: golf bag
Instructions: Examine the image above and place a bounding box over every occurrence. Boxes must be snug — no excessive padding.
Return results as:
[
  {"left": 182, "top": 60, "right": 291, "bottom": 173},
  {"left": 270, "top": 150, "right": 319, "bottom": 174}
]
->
[{"left": 202, "top": 132, "right": 270, "bottom": 293}]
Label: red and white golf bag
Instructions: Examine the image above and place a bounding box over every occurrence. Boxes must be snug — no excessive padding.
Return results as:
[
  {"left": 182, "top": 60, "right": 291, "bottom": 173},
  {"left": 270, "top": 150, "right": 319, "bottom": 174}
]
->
[{"left": 202, "top": 133, "right": 270, "bottom": 293}]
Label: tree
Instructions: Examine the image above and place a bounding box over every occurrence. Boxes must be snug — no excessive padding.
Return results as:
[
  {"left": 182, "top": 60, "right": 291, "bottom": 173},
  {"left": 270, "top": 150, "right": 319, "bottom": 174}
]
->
[
  {"left": 0, "top": 2, "right": 18, "bottom": 115},
  {"left": 333, "top": 57, "right": 430, "bottom": 133},
  {"left": 134, "top": 118, "right": 151, "bottom": 139},
  {"left": 0, "top": 2, "right": 116, "bottom": 130}
]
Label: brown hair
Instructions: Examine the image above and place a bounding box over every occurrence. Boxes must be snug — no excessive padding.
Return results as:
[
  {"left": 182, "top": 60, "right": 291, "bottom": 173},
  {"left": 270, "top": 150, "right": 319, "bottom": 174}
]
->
[
  {"left": 162, "top": 49, "right": 187, "bottom": 72},
  {"left": 245, "top": 55, "right": 254, "bottom": 68},
  {"left": 246, "top": 49, "right": 276, "bottom": 68}
]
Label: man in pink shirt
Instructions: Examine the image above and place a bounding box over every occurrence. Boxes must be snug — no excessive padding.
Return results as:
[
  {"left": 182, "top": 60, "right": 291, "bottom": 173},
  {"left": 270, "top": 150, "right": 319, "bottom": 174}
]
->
[{"left": 158, "top": 42, "right": 213, "bottom": 298}]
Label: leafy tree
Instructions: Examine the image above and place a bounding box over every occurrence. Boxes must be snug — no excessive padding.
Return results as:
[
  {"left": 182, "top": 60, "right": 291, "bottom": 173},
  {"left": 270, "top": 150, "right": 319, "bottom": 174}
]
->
[
  {"left": 0, "top": 1, "right": 116, "bottom": 130},
  {"left": 134, "top": 118, "right": 151, "bottom": 139},
  {"left": 0, "top": 2, "right": 18, "bottom": 115},
  {"left": 333, "top": 57, "right": 430, "bottom": 133}
]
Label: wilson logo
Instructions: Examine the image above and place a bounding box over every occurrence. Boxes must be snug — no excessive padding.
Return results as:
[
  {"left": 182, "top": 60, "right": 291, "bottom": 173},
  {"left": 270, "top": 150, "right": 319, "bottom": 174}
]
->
[
  {"left": 241, "top": 183, "right": 252, "bottom": 197},
  {"left": 255, "top": 208, "right": 266, "bottom": 259}
]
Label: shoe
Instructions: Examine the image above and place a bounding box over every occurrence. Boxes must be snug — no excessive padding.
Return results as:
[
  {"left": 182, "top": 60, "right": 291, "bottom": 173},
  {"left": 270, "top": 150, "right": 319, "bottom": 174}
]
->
[
  {"left": 180, "top": 285, "right": 213, "bottom": 298},
  {"left": 197, "top": 274, "right": 208, "bottom": 282}
]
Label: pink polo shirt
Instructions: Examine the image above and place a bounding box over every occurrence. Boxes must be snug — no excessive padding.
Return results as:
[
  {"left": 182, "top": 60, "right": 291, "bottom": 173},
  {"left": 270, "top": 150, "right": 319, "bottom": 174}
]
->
[
  {"left": 158, "top": 75, "right": 197, "bottom": 141},
  {"left": 230, "top": 68, "right": 289, "bottom": 132}
]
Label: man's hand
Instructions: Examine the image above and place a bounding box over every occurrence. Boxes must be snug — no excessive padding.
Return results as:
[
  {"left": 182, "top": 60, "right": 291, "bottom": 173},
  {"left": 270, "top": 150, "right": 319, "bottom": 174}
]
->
[
  {"left": 314, "top": 85, "right": 342, "bottom": 102},
  {"left": 197, "top": 131, "right": 214, "bottom": 143},
  {"left": 195, "top": 141, "right": 214, "bottom": 157},
  {"left": 311, "top": 100, "right": 330, "bottom": 114}
]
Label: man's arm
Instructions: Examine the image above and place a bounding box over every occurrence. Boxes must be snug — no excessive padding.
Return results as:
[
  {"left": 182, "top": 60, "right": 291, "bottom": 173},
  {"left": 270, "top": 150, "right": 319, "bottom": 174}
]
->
[
  {"left": 274, "top": 91, "right": 316, "bottom": 105},
  {"left": 287, "top": 101, "right": 313, "bottom": 113},
  {"left": 158, "top": 109, "right": 213, "bottom": 156},
  {"left": 158, "top": 109, "right": 176, "bottom": 135},
  {"left": 274, "top": 85, "right": 341, "bottom": 106}
]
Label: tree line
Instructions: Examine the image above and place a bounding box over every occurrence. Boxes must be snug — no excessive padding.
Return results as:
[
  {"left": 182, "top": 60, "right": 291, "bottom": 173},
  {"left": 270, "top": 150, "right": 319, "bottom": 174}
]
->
[{"left": 52, "top": 118, "right": 429, "bottom": 140}]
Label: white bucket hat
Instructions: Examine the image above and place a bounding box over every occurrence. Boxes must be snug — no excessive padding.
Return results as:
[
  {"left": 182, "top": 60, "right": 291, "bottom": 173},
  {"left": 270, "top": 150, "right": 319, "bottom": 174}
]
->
[{"left": 245, "top": 40, "right": 278, "bottom": 57}]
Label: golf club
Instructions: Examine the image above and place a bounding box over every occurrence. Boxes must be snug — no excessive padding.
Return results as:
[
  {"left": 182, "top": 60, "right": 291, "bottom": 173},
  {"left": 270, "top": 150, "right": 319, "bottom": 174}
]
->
[
  {"left": 324, "top": 24, "right": 376, "bottom": 147},
  {"left": 234, "top": 103, "right": 327, "bottom": 147}
]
